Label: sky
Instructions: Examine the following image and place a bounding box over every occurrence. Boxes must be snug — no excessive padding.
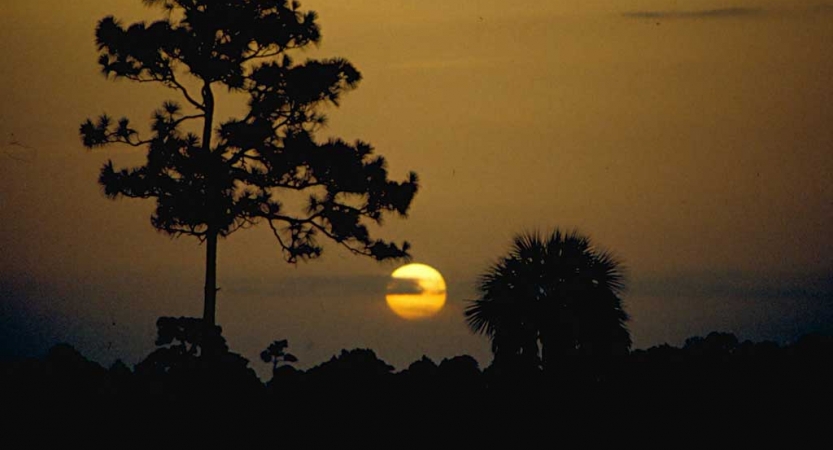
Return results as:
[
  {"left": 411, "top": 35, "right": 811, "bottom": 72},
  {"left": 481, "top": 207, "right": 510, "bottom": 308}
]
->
[{"left": 1, "top": 0, "right": 831, "bottom": 378}]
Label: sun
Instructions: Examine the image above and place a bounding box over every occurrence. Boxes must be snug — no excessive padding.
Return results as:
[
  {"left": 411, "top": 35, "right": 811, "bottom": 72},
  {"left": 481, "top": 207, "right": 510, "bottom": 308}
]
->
[{"left": 385, "top": 263, "right": 447, "bottom": 320}]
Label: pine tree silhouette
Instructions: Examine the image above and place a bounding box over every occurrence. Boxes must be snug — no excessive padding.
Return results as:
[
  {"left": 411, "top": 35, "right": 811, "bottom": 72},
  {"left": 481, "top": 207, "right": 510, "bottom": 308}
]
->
[{"left": 80, "top": 0, "right": 418, "bottom": 326}]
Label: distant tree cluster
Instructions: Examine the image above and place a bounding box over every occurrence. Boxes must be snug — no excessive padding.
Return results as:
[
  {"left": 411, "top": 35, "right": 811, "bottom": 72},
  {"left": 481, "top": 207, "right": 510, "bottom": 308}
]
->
[{"left": 3, "top": 322, "right": 832, "bottom": 421}]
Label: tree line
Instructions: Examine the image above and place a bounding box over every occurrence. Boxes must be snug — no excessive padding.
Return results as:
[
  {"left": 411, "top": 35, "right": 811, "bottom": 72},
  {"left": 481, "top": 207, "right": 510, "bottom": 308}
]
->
[{"left": 3, "top": 322, "right": 832, "bottom": 411}]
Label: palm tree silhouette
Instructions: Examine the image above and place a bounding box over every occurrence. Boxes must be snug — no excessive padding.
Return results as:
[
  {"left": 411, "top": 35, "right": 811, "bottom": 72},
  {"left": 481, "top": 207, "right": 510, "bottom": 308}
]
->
[{"left": 465, "top": 230, "right": 631, "bottom": 375}]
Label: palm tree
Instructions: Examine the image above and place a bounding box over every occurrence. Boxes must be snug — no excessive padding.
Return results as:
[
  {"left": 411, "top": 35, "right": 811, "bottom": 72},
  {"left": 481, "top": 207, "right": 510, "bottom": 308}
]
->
[{"left": 465, "top": 230, "right": 631, "bottom": 375}]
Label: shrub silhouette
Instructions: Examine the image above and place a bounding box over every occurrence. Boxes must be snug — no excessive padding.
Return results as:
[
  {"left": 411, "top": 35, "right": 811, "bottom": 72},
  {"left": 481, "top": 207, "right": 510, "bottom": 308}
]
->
[{"left": 133, "top": 317, "right": 262, "bottom": 403}]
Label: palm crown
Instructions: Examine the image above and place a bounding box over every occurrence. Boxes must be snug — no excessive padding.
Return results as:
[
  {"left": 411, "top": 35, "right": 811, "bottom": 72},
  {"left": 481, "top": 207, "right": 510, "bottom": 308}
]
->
[{"left": 465, "top": 230, "right": 631, "bottom": 371}]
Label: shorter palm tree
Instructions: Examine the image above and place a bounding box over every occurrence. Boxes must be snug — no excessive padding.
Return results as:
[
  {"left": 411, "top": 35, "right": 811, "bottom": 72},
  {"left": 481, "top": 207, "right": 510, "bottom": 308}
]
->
[{"left": 465, "top": 230, "right": 631, "bottom": 374}]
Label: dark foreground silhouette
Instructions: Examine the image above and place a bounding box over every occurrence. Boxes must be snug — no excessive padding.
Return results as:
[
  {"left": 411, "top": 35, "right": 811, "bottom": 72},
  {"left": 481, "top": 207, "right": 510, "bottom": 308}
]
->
[{"left": 3, "top": 319, "right": 832, "bottom": 427}]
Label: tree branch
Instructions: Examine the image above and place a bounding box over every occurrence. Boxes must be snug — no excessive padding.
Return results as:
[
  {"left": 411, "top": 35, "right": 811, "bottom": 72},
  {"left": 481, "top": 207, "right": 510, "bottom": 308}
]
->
[
  {"left": 267, "top": 218, "right": 291, "bottom": 255},
  {"left": 123, "top": 72, "right": 206, "bottom": 112},
  {"left": 242, "top": 50, "right": 282, "bottom": 63},
  {"left": 226, "top": 148, "right": 264, "bottom": 166},
  {"left": 168, "top": 76, "right": 206, "bottom": 111},
  {"left": 242, "top": 43, "right": 284, "bottom": 63},
  {"left": 173, "top": 114, "right": 206, "bottom": 127},
  {"left": 104, "top": 133, "right": 152, "bottom": 148},
  {"left": 264, "top": 210, "right": 374, "bottom": 259},
  {"left": 227, "top": 165, "right": 325, "bottom": 191},
  {"left": 310, "top": 220, "right": 374, "bottom": 257}
]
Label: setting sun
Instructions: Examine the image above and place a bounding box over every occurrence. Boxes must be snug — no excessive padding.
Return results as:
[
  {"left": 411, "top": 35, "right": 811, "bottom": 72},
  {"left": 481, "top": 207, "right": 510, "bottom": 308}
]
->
[{"left": 386, "top": 263, "right": 447, "bottom": 320}]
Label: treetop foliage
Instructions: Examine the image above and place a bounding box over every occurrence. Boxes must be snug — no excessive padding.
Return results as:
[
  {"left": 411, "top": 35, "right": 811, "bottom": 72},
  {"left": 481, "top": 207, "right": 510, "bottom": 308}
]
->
[
  {"left": 80, "top": 0, "right": 418, "bottom": 263},
  {"left": 466, "top": 229, "right": 631, "bottom": 370}
]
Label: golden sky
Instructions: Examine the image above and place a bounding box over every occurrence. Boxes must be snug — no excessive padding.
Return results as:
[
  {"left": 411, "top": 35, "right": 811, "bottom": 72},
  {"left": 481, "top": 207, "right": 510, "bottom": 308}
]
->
[{"left": 1, "top": 1, "right": 831, "bottom": 374}]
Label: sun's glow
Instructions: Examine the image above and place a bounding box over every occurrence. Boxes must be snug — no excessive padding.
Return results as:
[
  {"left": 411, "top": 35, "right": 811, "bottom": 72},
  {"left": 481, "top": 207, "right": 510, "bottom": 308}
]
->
[{"left": 386, "top": 263, "right": 447, "bottom": 320}]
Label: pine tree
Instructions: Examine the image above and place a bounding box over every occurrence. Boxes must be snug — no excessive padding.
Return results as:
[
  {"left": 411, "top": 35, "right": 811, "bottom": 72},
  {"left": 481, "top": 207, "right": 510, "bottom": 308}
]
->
[{"left": 81, "top": 0, "right": 418, "bottom": 326}]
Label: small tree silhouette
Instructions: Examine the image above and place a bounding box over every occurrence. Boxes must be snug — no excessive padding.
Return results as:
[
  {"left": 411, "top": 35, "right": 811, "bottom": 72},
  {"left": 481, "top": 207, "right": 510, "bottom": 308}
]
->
[
  {"left": 465, "top": 230, "right": 631, "bottom": 376},
  {"left": 260, "top": 339, "right": 297, "bottom": 373},
  {"left": 80, "top": 0, "right": 418, "bottom": 326},
  {"left": 134, "top": 317, "right": 262, "bottom": 401}
]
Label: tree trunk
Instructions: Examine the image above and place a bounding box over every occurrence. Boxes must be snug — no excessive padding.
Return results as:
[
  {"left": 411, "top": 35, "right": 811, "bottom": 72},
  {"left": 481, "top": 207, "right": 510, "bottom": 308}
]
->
[
  {"left": 201, "top": 82, "right": 217, "bottom": 327},
  {"left": 203, "top": 228, "right": 218, "bottom": 326}
]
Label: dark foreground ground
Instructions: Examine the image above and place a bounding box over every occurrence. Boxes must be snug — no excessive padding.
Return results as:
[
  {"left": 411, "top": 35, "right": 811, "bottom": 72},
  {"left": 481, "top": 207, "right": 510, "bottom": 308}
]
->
[{"left": 2, "top": 330, "right": 831, "bottom": 437}]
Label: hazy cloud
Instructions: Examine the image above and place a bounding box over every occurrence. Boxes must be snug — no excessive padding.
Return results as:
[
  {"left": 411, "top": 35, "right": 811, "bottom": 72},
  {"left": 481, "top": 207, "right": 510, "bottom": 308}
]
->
[
  {"left": 623, "top": 7, "right": 762, "bottom": 20},
  {"left": 387, "top": 57, "right": 497, "bottom": 71},
  {"left": 224, "top": 274, "right": 389, "bottom": 299},
  {"left": 623, "top": 3, "right": 833, "bottom": 20},
  {"left": 386, "top": 278, "right": 425, "bottom": 295},
  {"left": 631, "top": 271, "right": 833, "bottom": 301},
  {"left": 805, "top": 2, "right": 833, "bottom": 15},
  {"left": 627, "top": 271, "right": 833, "bottom": 347}
]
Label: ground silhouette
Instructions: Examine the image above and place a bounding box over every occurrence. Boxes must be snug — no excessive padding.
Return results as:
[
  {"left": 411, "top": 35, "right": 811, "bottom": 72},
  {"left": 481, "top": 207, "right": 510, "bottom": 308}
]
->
[{"left": 4, "top": 325, "right": 832, "bottom": 425}]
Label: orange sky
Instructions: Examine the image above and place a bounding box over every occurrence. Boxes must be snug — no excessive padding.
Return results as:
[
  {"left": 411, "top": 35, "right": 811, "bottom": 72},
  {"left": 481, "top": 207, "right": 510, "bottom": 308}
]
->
[{"left": 1, "top": 1, "right": 831, "bottom": 375}]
